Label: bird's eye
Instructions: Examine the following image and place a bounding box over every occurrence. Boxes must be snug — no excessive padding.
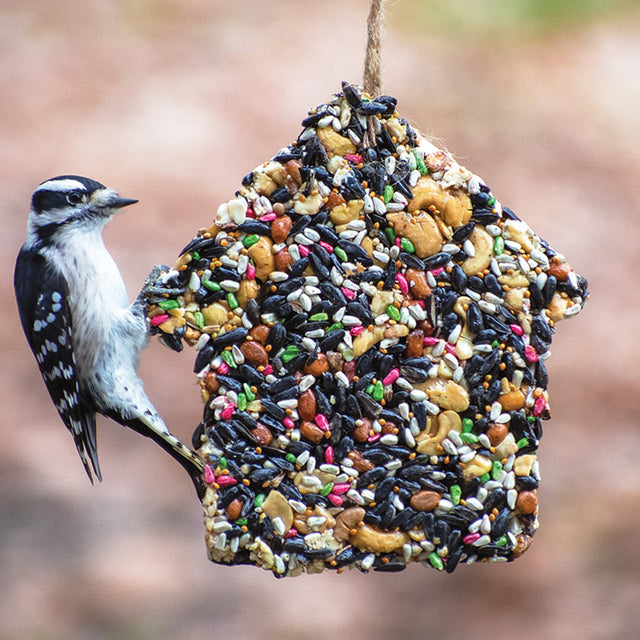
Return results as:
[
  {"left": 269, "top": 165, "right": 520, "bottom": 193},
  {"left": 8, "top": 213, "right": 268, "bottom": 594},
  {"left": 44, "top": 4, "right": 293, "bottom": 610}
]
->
[{"left": 66, "top": 192, "right": 85, "bottom": 205}]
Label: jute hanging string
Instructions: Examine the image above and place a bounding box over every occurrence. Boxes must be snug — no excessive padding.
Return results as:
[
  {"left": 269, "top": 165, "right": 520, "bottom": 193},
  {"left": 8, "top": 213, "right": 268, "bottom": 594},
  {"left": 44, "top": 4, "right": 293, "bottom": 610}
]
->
[{"left": 363, "top": 0, "right": 386, "bottom": 97}]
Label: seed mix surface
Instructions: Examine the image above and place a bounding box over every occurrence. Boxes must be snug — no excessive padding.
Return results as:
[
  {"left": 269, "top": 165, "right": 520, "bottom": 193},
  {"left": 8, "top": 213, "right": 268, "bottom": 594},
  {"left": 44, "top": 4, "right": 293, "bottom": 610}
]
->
[{"left": 147, "top": 83, "right": 588, "bottom": 576}]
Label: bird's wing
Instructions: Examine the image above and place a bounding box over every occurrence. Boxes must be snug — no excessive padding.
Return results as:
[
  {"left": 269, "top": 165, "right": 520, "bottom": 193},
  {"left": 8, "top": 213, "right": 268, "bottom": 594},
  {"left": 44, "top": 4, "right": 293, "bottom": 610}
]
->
[{"left": 14, "top": 247, "right": 102, "bottom": 481}]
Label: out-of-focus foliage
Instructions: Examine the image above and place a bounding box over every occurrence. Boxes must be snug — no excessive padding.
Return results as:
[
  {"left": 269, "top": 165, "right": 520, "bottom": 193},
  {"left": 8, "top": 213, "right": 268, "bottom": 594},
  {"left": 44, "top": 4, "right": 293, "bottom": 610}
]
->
[{"left": 401, "top": 0, "right": 637, "bottom": 37}]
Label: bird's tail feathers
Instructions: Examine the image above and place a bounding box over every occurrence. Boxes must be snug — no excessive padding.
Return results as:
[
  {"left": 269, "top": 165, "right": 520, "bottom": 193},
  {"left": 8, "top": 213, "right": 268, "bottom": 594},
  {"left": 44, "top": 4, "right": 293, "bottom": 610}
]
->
[{"left": 68, "top": 413, "right": 102, "bottom": 483}]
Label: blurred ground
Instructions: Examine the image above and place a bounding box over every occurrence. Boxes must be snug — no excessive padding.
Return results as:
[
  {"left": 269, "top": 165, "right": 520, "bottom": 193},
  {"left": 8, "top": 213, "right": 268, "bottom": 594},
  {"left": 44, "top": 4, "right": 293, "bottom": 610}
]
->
[{"left": 1, "top": 1, "right": 639, "bottom": 639}]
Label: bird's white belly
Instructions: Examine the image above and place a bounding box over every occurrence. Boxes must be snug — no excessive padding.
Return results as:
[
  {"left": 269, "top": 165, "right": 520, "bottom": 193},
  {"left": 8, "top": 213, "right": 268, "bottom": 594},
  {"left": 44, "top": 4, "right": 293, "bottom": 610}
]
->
[{"left": 55, "top": 228, "right": 139, "bottom": 380}]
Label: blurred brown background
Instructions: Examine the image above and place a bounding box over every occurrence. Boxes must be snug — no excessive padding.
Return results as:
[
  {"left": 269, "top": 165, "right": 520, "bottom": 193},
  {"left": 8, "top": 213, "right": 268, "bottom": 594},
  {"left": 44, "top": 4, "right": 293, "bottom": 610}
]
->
[{"left": 1, "top": 1, "right": 639, "bottom": 638}]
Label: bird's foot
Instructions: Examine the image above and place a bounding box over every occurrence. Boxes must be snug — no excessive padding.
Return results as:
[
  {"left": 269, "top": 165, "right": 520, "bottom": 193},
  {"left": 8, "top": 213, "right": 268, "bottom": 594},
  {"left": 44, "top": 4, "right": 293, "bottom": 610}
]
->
[{"left": 138, "top": 265, "right": 186, "bottom": 304}]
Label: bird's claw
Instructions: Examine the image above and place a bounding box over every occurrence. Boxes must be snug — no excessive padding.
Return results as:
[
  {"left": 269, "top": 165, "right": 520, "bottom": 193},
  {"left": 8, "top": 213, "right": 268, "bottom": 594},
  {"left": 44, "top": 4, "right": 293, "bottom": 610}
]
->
[{"left": 138, "top": 265, "right": 186, "bottom": 304}]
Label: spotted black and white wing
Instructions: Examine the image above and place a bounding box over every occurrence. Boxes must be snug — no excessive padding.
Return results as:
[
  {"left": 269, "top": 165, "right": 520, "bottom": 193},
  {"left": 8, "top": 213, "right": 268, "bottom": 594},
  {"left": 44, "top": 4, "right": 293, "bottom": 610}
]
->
[{"left": 14, "top": 247, "right": 102, "bottom": 482}]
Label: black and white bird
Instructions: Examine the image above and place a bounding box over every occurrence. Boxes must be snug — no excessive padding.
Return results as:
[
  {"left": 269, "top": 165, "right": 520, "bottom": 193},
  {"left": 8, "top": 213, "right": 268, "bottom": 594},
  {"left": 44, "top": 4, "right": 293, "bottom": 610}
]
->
[{"left": 14, "top": 175, "right": 203, "bottom": 493}]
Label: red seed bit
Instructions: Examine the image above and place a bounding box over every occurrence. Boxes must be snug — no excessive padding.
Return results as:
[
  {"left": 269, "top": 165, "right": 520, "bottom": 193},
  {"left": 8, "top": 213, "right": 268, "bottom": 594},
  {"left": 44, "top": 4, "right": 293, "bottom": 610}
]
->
[
  {"left": 246, "top": 263, "right": 256, "bottom": 280},
  {"left": 217, "top": 361, "right": 230, "bottom": 374},
  {"left": 216, "top": 475, "right": 237, "bottom": 486},
  {"left": 221, "top": 403, "right": 235, "bottom": 420},
  {"left": 299, "top": 245, "right": 310, "bottom": 257},
  {"left": 318, "top": 241, "right": 334, "bottom": 253},
  {"left": 524, "top": 345, "right": 538, "bottom": 363},
  {"left": 315, "top": 413, "right": 329, "bottom": 431},
  {"left": 423, "top": 336, "right": 439, "bottom": 347},
  {"left": 283, "top": 417, "right": 295, "bottom": 429}
]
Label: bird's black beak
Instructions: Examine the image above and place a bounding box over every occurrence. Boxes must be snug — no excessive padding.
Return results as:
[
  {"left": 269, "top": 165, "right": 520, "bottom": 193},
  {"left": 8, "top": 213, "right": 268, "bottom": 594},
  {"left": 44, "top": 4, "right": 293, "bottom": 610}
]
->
[{"left": 111, "top": 197, "right": 139, "bottom": 209}]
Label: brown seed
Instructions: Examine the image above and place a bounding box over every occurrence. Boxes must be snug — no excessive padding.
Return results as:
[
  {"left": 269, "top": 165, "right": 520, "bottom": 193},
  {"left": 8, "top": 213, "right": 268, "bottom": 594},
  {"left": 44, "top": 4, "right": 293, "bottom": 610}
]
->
[
  {"left": 406, "top": 268, "right": 431, "bottom": 298},
  {"left": 342, "top": 360, "right": 356, "bottom": 382},
  {"left": 297, "top": 389, "right": 317, "bottom": 421},
  {"left": 334, "top": 506, "right": 366, "bottom": 542},
  {"left": 240, "top": 341, "right": 269, "bottom": 367},
  {"left": 249, "top": 324, "right": 270, "bottom": 344},
  {"left": 251, "top": 424, "right": 273, "bottom": 446},
  {"left": 381, "top": 421, "right": 396, "bottom": 435},
  {"left": 326, "top": 350, "right": 344, "bottom": 372},
  {"left": 274, "top": 248, "right": 293, "bottom": 272},
  {"left": 406, "top": 330, "right": 424, "bottom": 358},
  {"left": 272, "top": 202, "right": 285, "bottom": 216},
  {"left": 417, "top": 319, "right": 435, "bottom": 335},
  {"left": 271, "top": 215, "right": 292, "bottom": 244},
  {"left": 487, "top": 423, "right": 509, "bottom": 447},
  {"left": 516, "top": 490, "right": 538, "bottom": 515},
  {"left": 547, "top": 261, "right": 571, "bottom": 281},
  {"left": 304, "top": 352, "right": 329, "bottom": 376},
  {"left": 353, "top": 418, "right": 371, "bottom": 443},
  {"left": 204, "top": 371, "right": 219, "bottom": 394},
  {"left": 349, "top": 449, "right": 374, "bottom": 472},
  {"left": 326, "top": 191, "right": 346, "bottom": 210},
  {"left": 284, "top": 159, "right": 303, "bottom": 188},
  {"left": 225, "top": 498, "right": 243, "bottom": 521},
  {"left": 410, "top": 490, "right": 442, "bottom": 512},
  {"left": 300, "top": 420, "right": 324, "bottom": 444}
]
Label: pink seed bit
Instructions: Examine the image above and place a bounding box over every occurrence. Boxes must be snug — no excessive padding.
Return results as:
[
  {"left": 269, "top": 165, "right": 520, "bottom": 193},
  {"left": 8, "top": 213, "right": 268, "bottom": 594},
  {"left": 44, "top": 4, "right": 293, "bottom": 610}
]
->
[
  {"left": 533, "top": 396, "right": 547, "bottom": 416},
  {"left": 150, "top": 313, "right": 169, "bottom": 327},
  {"left": 350, "top": 326, "right": 364, "bottom": 337},
  {"left": 319, "top": 241, "right": 334, "bottom": 253},
  {"left": 509, "top": 324, "right": 524, "bottom": 336},
  {"left": 341, "top": 287, "right": 356, "bottom": 301},
  {"left": 382, "top": 368, "right": 400, "bottom": 385},
  {"left": 216, "top": 361, "right": 230, "bottom": 375},
  {"left": 325, "top": 446, "right": 334, "bottom": 465},
  {"left": 463, "top": 532, "right": 481, "bottom": 545},
  {"left": 332, "top": 483, "right": 351, "bottom": 495},
  {"left": 328, "top": 494, "right": 344, "bottom": 507},
  {"left": 204, "top": 464, "right": 216, "bottom": 484},
  {"left": 298, "top": 245, "right": 310, "bottom": 257},
  {"left": 396, "top": 272, "right": 409, "bottom": 295},
  {"left": 315, "top": 413, "right": 329, "bottom": 431},
  {"left": 524, "top": 345, "right": 538, "bottom": 363},
  {"left": 444, "top": 343, "right": 457, "bottom": 356},
  {"left": 423, "top": 336, "right": 440, "bottom": 346},
  {"left": 283, "top": 417, "right": 295, "bottom": 430},
  {"left": 221, "top": 403, "right": 235, "bottom": 420},
  {"left": 259, "top": 212, "right": 277, "bottom": 222},
  {"left": 246, "top": 263, "right": 256, "bottom": 280}
]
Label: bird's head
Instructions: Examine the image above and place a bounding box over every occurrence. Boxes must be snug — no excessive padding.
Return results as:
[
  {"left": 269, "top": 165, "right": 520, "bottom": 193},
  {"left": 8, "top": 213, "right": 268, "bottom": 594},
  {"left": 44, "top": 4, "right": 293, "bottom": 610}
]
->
[{"left": 27, "top": 175, "right": 138, "bottom": 245}]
